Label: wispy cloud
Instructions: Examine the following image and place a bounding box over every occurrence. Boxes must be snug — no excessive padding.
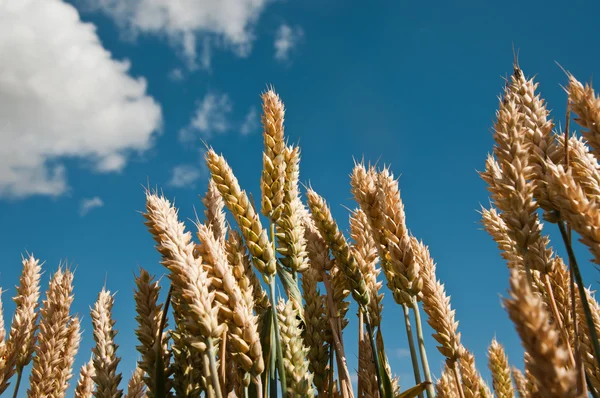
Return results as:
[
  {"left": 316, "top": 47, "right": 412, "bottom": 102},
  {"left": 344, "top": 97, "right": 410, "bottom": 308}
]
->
[
  {"left": 179, "top": 93, "right": 232, "bottom": 143},
  {"left": 169, "top": 68, "right": 184, "bottom": 81},
  {"left": 80, "top": 197, "right": 104, "bottom": 216},
  {"left": 92, "top": 0, "right": 271, "bottom": 67},
  {"left": 274, "top": 24, "right": 304, "bottom": 62},
  {"left": 240, "top": 106, "right": 259, "bottom": 135},
  {"left": 394, "top": 348, "right": 411, "bottom": 359},
  {"left": 168, "top": 164, "right": 205, "bottom": 188}
]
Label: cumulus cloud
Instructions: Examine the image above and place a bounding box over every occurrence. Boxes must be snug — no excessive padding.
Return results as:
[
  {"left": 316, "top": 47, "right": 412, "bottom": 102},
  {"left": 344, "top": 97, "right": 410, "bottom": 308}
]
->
[
  {"left": 169, "top": 164, "right": 205, "bottom": 188},
  {"left": 0, "top": 0, "right": 162, "bottom": 198},
  {"left": 179, "top": 93, "right": 232, "bottom": 142},
  {"left": 93, "top": 0, "right": 270, "bottom": 67},
  {"left": 80, "top": 196, "right": 104, "bottom": 216},
  {"left": 240, "top": 106, "right": 259, "bottom": 135},
  {"left": 274, "top": 24, "right": 303, "bottom": 62}
]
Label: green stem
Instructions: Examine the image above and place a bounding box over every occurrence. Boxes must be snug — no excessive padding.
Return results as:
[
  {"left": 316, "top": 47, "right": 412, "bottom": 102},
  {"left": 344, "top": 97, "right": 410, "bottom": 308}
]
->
[
  {"left": 411, "top": 297, "right": 435, "bottom": 398},
  {"left": 269, "top": 277, "right": 287, "bottom": 397},
  {"left": 12, "top": 367, "right": 23, "bottom": 398},
  {"left": 402, "top": 303, "right": 423, "bottom": 398},
  {"left": 207, "top": 338, "right": 223, "bottom": 398},
  {"left": 557, "top": 219, "right": 600, "bottom": 373},
  {"left": 269, "top": 223, "right": 288, "bottom": 397},
  {"left": 155, "top": 283, "right": 173, "bottom": 398},
  {"left": 363, "top": 309, "right": 389, "bottom": 398}
]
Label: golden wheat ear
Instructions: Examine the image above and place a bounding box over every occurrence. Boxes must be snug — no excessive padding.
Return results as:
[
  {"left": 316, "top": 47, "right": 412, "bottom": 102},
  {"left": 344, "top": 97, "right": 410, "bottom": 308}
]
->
[
  {"left": 567, "top": 74, "right": 600, "bottom": 158},
  {"left": 91, "top": 288, "right": 123, "bottom": 398},
  {"left": 488, "top": 339, "right": 515, "bottom": 398},
  {"left": 125, "top": 367, "right": 147, "bottom": 398},
  {"left": 28, "top": 268, "right": 75, "bottom": 397},
  {"left": 74, "top": 359, "right": 95, "bottom": 398}
]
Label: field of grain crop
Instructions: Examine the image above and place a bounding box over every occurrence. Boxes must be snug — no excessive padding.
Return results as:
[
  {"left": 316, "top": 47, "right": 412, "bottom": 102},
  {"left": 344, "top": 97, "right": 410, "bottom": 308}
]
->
[{"left": 1, "top": 61, "right": 600, "bottom": 398}]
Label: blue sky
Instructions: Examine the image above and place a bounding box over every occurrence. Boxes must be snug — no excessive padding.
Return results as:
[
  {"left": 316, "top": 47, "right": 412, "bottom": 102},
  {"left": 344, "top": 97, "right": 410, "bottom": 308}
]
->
[{"left": 1, "top": 0, "right": 599, "bottom": 395}]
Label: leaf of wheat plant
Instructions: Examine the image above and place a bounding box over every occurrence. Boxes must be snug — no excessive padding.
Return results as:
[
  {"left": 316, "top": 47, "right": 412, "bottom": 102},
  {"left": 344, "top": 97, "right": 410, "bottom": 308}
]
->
[{"left": 2, "top": 59, "right": 600, "bottom": 397}]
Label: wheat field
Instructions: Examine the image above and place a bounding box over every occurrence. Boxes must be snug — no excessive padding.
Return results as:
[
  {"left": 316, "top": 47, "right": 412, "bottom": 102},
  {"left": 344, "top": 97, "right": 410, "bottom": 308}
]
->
[{"left": 0, "top": 61, "right": 600, "bottom": 398}]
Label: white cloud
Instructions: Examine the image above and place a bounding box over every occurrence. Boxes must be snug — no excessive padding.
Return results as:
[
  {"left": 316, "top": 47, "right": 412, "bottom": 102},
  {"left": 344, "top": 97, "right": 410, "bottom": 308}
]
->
[
  {"left": 169, "top": 164, "right": 204, "bottom": 188},
  {"left": 93, "top": 0, "right": 270, "bottom": 67},
  {"left": 240, "top": 106, "right": 259, "bottom": 135},
  {"left": 274, "top": 24, "right": 303, "bottom": 62},
  {"left": 0, "top": 0, "right": 162, "bottom": 198},
  {"left": 179, "top": 93, "right": 232, "bottom": 142},
  {"left": 80, "top": 196, "right": 104, "bottom": 216}
]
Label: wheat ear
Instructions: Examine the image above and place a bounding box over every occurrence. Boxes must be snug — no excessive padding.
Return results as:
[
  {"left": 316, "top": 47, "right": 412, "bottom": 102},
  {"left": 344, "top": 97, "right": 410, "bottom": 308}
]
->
[
  {"left": 75, "top": 359, "right": 96, "bottom": 398},
  {"left": 203, "top": 179, "right": 228, "bottom": 243},
  {"left": 125, "top": 367, "right": 147, "bottom": 398},
  {"left": 260, "top": 88, "right": 287, "bottom": 222},
  {"left": 301, "top": 267, "right": 331, "bottom": 394},
  {"left": 504, "top": 270, "right": 578, "bottom": 397},
  {"left": 487, "top": 339, "right": 515, "bottom": 398},
  {"left": 567, "top": 74, "right": 600, "bottom": 159},
  {"left": 196, "top": 223, "right": 264, "bottom": 379},
  {"left": 225, "top": 230, "right": 269, "bottom": 313},
  {"left": 277, "top": 299, "right": 315, "bottom": 397},
  {"left": 510, "top": 367, "right": 529, "bottom": 398},
  {"left": 435, "top": 364, "right": 458, "bottom": 398},
  {"left": 205, "top": 148, "right": 277, "bottom": 277},
  {"left": 91, "top": 288, "right": 123, "bottom": 398},
  {"left": 0, "top": 290, "right": 8, "bottom": 394},
  {"left": 306, "top": 188, "right": 369, "bottom": 307},
  {"left": 575, "top": 288, "right": 600, "bottom": 390},
  {"left": 134, "top": 268, "right": 171, "bottom": 397},
  {"left": 27, "top": 268, "right": 75, "bottom": 398},
  {"left": 4, "top": 255, "right": 42, "bottom": 393}
]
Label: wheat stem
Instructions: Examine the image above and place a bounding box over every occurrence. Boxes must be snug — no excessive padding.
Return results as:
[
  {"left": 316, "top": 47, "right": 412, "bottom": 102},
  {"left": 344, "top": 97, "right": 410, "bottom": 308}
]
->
[
  {"left": 12, "top": 368, "right": 22, "bottom": 398},
  {"left": 451, "top": 362, "right": 466, "bottom": 398},
  {"left": 403, "top": 303, "right": 423, "bottom": 397},
  {"left": 557, "top": 218, "right": 600, "bottom": 373},
  {"left": 207, "top": 338, "right": 223, "bottom": 398},
  {"left": 411, "top": 297, "right": 434, "bottom": 398},
  {"left": 543, "top": 274, "right": 576, "bottom": 367},
  {"left": 269, "top": 276, "right": 287, "bottom": 397},
  {"left": 363, "top": 309, "right": 388, "bottom": 398}
]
